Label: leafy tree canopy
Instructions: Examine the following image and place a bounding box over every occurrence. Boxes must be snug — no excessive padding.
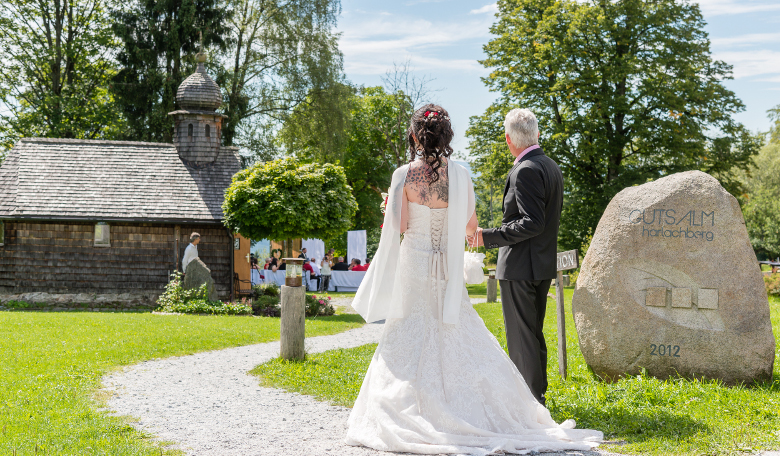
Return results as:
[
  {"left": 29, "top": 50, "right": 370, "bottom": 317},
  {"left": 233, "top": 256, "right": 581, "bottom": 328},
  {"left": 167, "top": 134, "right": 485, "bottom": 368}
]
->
[
  {"left": 217, "top": 0, "right": 344, "bottom": 154},
  {"left": 110, "top": 0, "right": 232, "bottom": 143},
  {"left": 469, "top": 0, "right": 762, "bottom": 251},
  {"left": 739, "top": 141, "right": 780, "bottom": 260},
  {"left": 278, "top": 84, "right": 419, "bottom": 239},
  {"left": 222, "top": 158, "right": 358, "bottom": 242},
  {"left": 0, "top": 0, "right": 125, "bottom": 152}
]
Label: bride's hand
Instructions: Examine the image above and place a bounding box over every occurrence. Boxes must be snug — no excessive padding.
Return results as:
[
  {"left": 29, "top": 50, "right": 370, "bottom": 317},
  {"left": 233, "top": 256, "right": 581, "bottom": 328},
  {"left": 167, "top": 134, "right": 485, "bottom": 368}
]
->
[{"left": 466, "top": 228, "right": 485, "bottom": 247}]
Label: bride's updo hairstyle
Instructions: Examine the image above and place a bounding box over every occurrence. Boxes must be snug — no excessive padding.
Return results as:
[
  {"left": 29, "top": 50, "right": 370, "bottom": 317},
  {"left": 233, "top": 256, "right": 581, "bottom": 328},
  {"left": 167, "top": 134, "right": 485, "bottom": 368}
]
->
[{"left": 407, "top": 104, "right": 454, "bottom": 184}]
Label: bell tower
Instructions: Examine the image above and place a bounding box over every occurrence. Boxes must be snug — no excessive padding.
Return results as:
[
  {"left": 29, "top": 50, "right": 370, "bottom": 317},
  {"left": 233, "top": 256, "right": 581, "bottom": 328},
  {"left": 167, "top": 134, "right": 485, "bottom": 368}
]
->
[{"left": 168, "top": 51, "right": 225, "bottom": 166}]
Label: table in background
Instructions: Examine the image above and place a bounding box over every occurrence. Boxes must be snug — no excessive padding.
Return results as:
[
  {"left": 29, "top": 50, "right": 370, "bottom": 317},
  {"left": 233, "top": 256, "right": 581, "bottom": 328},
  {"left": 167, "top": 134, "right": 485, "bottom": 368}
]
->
[{"left": 328, "top": 270, "right": 366, "bottom": 292}]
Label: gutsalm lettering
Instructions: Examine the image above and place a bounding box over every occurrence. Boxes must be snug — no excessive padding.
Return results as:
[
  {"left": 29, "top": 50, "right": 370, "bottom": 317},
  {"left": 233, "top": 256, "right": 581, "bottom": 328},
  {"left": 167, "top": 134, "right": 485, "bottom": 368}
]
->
[{"left": 628, "top": 209, "right": 715, "bottom": 241}]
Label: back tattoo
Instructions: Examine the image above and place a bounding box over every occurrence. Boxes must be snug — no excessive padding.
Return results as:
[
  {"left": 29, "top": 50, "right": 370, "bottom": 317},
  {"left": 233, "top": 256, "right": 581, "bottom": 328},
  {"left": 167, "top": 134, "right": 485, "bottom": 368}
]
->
[{"left": 406, "top": 160, "right": 449, "bottom": 205}]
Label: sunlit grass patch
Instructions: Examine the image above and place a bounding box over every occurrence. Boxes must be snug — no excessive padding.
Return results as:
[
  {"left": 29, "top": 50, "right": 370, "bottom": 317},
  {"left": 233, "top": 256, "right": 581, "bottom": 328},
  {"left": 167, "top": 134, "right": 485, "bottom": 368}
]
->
[
  {"left": 0, "top": 311, "right": 364, "bottom": 455},
  {"left": 251, "top": 291, "right": 780, "bottom": 456}
]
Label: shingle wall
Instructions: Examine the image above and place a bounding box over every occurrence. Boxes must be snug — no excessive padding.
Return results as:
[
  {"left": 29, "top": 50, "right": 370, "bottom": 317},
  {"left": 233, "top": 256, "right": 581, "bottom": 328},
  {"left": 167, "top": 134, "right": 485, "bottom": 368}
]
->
[{"left": 0, "top": 221, "right": 232, "bottom": 299}]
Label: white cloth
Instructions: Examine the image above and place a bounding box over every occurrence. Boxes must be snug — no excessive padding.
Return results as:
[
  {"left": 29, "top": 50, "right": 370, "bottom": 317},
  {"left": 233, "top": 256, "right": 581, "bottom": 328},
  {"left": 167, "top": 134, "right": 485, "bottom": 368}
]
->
[
  {"left": 182, "top": 243, "right": 198, "bottom": 273},
  {"left": 262, "top": 270, "right": 287, "bottom": 287},
  {"left": 251, "top": 269, "right": 263, "bottom": 286},
  {"left": 328, "top": 270, "right": 366, "bottom": 292},
  {"left": 347, "top": 230, "right": 367, "bottom": 264},
  {"left": 301, "top": 239, "right": 325, "bottom": 264},
  {"left": 345, "top": 202, "right": 603, "bottom": 455},
  {"left": 352, "top": 161, "right": 474, "bottom": 325}
]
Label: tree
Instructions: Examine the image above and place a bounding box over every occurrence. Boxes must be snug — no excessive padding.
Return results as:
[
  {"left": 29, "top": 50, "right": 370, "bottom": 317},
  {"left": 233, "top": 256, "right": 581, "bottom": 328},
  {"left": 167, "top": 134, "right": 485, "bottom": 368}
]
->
[
  {"left": 0, "top": 0, "right": 125, "bottom": 152},
  {"left": 110, "top": 0, "right": 231, "bottom": 142},
  {"left": 470, "top": 0, "right": 762, "bottom": 250},
  {"left": 279, "top": 85, "right": 413, "bottom": 234},
  {"left": 222, "top": 158, "right": 358, "bottom": 256},
  {"left": 739, "top": 142, "right": 780, "bottom": 260},
  {"left": 216, "top": 0, "right": 344, "bottom": 156},
  {"left": 768, "top": 104, "right": 780, "bottom": 145}
]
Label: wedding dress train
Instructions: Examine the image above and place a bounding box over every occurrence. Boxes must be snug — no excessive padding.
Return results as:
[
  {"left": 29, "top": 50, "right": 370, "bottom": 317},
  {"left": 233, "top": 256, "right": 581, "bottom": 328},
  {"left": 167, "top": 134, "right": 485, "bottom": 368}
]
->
[{"left": 346, "top": 202, "right": 602, "bottom": 455}]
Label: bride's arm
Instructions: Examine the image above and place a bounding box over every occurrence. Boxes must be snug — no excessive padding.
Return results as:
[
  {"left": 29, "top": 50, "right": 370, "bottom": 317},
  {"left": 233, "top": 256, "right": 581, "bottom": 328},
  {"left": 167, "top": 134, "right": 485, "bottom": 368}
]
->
[
  {"left": 466, "top": 210, "right": 478, "bottom": 236},
  {"left": 400, "top": 185, "right": 409, "bottom": 234}
]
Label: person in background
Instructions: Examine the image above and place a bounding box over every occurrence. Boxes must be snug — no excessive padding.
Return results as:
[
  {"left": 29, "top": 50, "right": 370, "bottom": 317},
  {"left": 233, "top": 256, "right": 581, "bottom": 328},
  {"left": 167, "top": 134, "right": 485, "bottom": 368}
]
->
[
  {"left": 303, "top": 258, "right": 321, "bottom": 290},
  {"left": 182, "top": 232, "right": 200, "bottom": 273},
  {"left": 332, "top": 256, "right": 349, "bottom": 271},
  {"left": 320, "top": 254, "right": 333, "bottom": 292},
  {"left": 298, "top": 248, "right": 308, "bottom": 260},
  {"left": 250, "top": 253, "right": 258, "bottom": 269},
  {"left": 348, "top": 258, "right": 362, "bottom": 271},
  {"left": 263, "top": 258, "right": 271, "bottom": 270},
  {"left": 278, "top": 258, "right": 287, "bottom": 270},
  {"left": 365, "top": 258, "right": 371, "bottom": 269}
]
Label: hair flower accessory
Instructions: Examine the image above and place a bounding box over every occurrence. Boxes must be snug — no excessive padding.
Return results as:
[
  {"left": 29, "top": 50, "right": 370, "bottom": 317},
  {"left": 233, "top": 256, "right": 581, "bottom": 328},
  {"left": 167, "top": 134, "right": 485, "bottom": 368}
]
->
[{"left": 423, "top": 110, "right": 450, "bottom": 121}]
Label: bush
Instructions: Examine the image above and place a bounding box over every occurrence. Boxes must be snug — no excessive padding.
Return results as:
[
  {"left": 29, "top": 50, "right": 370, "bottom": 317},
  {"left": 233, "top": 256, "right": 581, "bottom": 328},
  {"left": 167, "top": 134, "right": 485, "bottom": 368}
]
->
[
  {"left": 252, "top": 283, "right": 279, "bottom": 298},
  {"left": 306, "top": 294, "right": 335, "bottom": 317},
  {"left": 253, "top": 295, "right": 281, "bottom": 317},
  {"left": 156, "top": 272, "right": 252, "bottom": 316},
  {"left": 766, "top": 273, "right": 780, "bottom": 297}
]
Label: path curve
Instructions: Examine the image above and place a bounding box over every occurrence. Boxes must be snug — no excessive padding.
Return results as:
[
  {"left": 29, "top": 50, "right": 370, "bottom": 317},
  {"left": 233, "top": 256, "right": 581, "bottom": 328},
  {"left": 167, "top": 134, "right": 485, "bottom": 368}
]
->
[{"left": 102, "top": 320, "right": 613, "bottom": 456}]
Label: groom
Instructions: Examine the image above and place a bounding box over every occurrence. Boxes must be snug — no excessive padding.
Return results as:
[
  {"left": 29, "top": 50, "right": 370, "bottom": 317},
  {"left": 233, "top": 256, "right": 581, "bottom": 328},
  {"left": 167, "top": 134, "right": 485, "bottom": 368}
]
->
[{"left": 470, "top": 108, "right": 563, "bottom": 405}]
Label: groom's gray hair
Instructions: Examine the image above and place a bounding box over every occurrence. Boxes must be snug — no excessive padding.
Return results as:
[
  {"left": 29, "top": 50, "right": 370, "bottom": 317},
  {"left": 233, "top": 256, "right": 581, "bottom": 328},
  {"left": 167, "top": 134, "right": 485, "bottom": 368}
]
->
[{"left": 504, "top": 108, "right": 538, "bottom": 149}]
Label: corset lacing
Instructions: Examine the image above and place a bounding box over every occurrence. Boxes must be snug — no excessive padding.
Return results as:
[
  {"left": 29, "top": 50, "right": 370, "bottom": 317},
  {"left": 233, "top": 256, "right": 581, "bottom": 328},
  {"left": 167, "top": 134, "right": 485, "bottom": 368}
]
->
[{"left": 429, "top": 210, "right": 448, "bottom": 319}]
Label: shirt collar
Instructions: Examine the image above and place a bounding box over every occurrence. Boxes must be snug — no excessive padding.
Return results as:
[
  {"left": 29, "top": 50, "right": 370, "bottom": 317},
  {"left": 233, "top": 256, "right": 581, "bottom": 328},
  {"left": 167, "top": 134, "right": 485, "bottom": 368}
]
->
[{"left": 513, "top": 144, "right": 540, "bottom": 165}]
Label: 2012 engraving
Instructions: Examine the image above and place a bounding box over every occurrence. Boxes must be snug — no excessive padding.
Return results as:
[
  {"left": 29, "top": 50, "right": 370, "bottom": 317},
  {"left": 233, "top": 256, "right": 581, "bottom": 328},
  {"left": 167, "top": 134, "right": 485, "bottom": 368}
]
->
[{"left": 650, "top": 344, "right": 681, "bottom": 357}]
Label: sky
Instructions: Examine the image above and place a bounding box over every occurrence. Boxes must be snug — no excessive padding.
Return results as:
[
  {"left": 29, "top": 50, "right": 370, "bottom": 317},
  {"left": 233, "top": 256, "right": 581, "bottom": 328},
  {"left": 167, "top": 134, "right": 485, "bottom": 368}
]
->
[{"left": 335, "top": 0, "right": 780, "bottom": 157}]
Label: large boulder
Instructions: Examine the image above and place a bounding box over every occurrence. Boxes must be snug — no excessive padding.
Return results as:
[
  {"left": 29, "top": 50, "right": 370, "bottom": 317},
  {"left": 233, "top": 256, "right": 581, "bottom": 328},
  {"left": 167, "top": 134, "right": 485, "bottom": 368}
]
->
[
  {"left": 572, "top": 171, "right": 775, "bottom": 385},
  {"left": 183, "top": 258, "right": 219, "bottom": 302}
]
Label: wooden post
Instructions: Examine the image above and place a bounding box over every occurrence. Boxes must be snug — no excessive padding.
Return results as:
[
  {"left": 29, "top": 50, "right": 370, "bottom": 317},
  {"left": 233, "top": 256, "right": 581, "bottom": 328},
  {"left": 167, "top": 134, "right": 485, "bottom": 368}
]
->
[
  {"left": 555, "top": 269, "right": 567, "bottom": 379},
  {"left": 280, "top": 285, "right": 306, "bottom": 360},
  {"left": 486, "top": 269, "right": 498, "bottom": 303},
  {"left": 174, "top": 225, "right": 181, "bottom": 272},
  {"left": 555, "top": 249, "right": 579, "bottom": 380}
]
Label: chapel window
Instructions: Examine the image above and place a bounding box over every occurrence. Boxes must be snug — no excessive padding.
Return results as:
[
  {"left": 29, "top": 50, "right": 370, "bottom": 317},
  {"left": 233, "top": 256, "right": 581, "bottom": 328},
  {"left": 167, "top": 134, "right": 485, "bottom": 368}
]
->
[
  {"left": 94, "top": 222, "right": 110, "bottom": 247},
  {"left": 188, "top": 123, "right": 193, "bottom": 139},
  {"left": 205, "top": 124, "right": 211, "bottom": 138}
]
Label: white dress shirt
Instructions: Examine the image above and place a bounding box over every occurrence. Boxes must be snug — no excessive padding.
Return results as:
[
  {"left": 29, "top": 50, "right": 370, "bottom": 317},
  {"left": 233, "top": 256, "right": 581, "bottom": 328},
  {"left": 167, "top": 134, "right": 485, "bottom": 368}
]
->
[
  {"left": 182, "top": 243, "right": 199, "bottom": 272},
  {"left": 310, "top": 261, "right": 321, "bottom": 276}
]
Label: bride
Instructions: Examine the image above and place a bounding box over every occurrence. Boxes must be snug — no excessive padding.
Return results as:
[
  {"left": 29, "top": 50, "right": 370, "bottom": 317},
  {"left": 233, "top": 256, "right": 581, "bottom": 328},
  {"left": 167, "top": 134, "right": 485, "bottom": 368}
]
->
[{"left": 346, "top": 105, "right": 602, "bottom": 455}]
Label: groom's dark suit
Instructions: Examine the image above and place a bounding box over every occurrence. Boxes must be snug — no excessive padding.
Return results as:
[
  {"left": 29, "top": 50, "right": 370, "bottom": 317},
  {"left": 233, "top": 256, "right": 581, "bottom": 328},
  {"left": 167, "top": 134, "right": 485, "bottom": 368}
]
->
[{"left": 481, "top": 146, "right": 563, "bottom": 404}]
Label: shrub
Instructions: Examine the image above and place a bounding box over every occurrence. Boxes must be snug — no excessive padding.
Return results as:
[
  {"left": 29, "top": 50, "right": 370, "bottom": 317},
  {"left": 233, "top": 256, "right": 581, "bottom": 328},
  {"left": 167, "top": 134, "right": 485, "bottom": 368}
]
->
[
  {"left": 765, "top": 273, "right": 780, "bottom": 297},
  {"left": 306, "top": 294, "right": 335, "bottom": 317},
  {"left": 253, "top": 295, "right": 281, "bottom": 317},
  {"left": 252, "top": 283, "right": 279, "bottom": 298},
  {"left": 156, "top": 272, "right": 252, "bottom": 316}
]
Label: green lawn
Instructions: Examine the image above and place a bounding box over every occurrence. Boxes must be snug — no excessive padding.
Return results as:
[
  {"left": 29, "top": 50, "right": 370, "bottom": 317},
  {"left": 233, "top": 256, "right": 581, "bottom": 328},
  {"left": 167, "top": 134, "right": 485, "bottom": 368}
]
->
[
  {"left": 253, "top": 290, "right": 780, "bottom": 456},
  {"left": 0, "top": 312, "right": 364, "bottom": 455}
]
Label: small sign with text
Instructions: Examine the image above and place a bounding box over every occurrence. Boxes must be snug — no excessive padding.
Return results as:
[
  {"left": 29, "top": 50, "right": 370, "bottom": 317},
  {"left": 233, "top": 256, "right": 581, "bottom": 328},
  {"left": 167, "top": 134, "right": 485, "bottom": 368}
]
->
[{"left": 557, "top": 250, "right": 579, "bottom": 272}]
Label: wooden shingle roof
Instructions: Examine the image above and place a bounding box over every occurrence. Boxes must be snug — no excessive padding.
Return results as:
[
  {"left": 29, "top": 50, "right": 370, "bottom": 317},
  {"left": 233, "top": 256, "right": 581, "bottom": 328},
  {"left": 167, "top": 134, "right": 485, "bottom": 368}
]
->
[{"left": 0, "top": 138, "right": 241, "bottom": 223}]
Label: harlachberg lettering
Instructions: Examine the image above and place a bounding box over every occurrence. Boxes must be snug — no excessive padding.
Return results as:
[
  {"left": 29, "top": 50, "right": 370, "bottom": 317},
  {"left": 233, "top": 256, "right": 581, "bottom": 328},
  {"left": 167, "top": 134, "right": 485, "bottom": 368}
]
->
[{"left": 628, "top": 209, "right": 715, "bottom": 241}]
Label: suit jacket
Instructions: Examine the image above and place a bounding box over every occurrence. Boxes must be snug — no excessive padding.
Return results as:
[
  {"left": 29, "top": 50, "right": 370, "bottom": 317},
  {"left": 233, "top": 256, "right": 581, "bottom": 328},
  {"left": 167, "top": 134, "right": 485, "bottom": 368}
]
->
[
  {"left": 481, "top": 147, "right": 563, "bottom": 281},
  {"left": 332, "top": 262, "right": 349, "bottom": 271}
]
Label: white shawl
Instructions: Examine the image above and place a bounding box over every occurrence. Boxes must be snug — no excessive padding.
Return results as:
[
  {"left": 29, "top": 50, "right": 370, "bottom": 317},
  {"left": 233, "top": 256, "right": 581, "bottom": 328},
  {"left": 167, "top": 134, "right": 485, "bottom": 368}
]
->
[{"left": 352, "top": 161, "right": 475, "bottom": 324}]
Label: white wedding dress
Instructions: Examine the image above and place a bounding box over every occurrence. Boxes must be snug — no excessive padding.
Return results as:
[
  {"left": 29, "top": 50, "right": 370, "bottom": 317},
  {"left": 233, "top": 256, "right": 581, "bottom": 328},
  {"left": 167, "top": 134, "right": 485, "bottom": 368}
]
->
[{"left": 346, "top": 202, "right": 603, "bottom": 455}]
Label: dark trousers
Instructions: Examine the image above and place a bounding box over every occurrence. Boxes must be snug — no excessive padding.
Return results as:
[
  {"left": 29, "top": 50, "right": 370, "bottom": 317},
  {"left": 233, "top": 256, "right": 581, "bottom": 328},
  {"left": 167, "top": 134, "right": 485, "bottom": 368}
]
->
[{"left": 499, "top": 279, "right": 552, "bottom": 404}]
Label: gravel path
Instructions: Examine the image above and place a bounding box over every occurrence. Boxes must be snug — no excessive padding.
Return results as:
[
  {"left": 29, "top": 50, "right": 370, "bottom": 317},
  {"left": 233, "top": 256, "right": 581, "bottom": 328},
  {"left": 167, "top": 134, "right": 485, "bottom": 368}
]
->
[{"left": 101, "top": 315, "right": 615, "bottom": 456}]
